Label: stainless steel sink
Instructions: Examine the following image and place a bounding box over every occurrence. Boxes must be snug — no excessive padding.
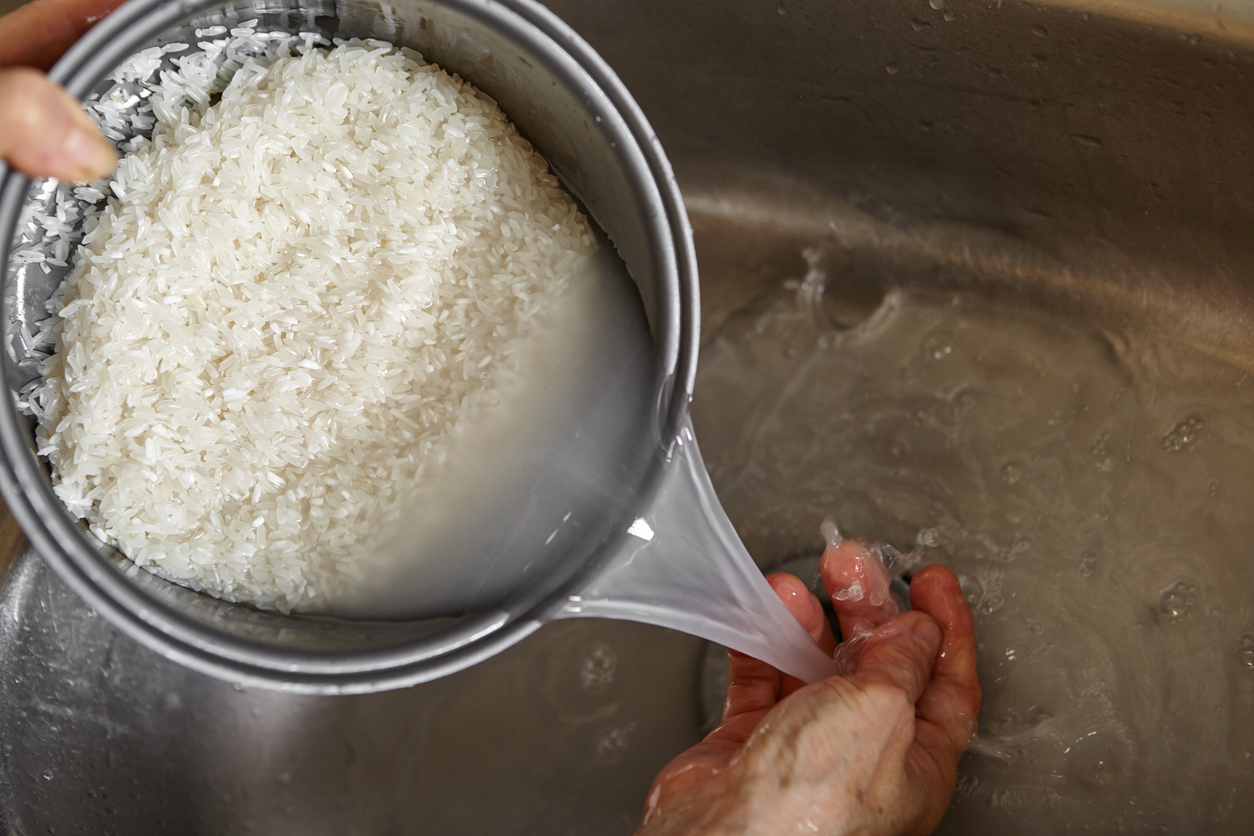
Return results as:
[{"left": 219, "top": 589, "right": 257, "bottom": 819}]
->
[{"left": 5, "top": 0, "right": 1254, "bottom": 832}]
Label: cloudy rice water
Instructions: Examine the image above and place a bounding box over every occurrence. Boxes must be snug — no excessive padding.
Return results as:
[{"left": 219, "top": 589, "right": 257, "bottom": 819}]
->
[{"left": 31, "top": 38, "right": 604, "bottom": 613}]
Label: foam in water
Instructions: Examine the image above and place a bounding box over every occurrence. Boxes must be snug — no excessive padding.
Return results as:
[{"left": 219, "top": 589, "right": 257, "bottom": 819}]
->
[{"left": 692, "top": 269, "right": 1254, "bottom": 832}]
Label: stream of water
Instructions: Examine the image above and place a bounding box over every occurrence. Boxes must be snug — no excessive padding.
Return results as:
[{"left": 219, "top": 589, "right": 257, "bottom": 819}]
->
[{"left": 692, "top": 273, "right": 1254, "bottom": 833}]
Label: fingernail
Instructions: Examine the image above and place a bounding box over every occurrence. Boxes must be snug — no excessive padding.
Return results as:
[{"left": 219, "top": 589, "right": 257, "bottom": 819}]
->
[{"left": 59, "top": 124, "right": 116, "bottom": 181}]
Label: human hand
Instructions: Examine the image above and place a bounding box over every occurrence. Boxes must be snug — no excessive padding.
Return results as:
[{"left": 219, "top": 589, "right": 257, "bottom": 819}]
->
[
  {"left": 0, "top": 0, "right": 122, "bottom": 181},
  {"left": 637, "top": 539, "right": 980, "bottom": 836}
]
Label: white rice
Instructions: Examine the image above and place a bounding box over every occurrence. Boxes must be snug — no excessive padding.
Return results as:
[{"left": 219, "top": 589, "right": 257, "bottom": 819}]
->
[{"left": 30, "top": 38, "right": 595, "bottom": 612}]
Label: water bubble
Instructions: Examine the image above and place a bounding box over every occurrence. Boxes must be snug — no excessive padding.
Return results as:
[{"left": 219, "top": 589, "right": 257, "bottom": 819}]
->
[
  {"left": 885, "top": 64, "right": 899, "bottom": 75},
  {"left": 595, "top": 721, "right": 639, "bottom": 764},
  {"left": 1002, "top": 536, "right": 1031, "bottom": 561},
  {"left": 988, "top": 788, "right": 1018, "bottom": 810},
  {"left": 916, "top": 527, "right": 941, "bottom": 547},
  {"left": 835, "top": 582, "right": 865, "bottom": 602},
  {"left": 921, "top": 335, "right": 953, "bottom": 361},
  {"left": 958, "top": 573, "right": 983, "bottom": 605},
  {"left": 981, "top": 593, "right": 1006, "bottom": 614},
  {"left": 1159, "top": 581, "right": 1198, "bottom": 622},
  {"left": 1066, "top": 730, "right": 1125, "bottom": 791},
  {"left": 1090, "top": 430, "right": 1109, "bottom": 456},
  {"left": 231, "top": 682, "right": 245, "bottom": 692},
  {"left": 1240, "top": 635, "right": 1254, "bottom": 669},
  {"left": 929, "top": 0, "right": 945, "bottom": 8},
  {"left": 1000, "top": 462, "right": 1023, "bottom": 485},
  {"left": 41, "top": 769, "right": 54, "bottom": 781},
  {"left": 1078, "top": 551, "right": 1098, "bottom": 578},
  {"left": 943, "top": 9, "right": 955, "bottom": 21},
  {"left": 1005, "top": 647, "right": 1017, "bottom": 660},
  {"left": 1161, "top": 415, "right": 1205, "bottom": 452},
  {"left": 579, "top": 643, "right": 617, "bottom": 693}
]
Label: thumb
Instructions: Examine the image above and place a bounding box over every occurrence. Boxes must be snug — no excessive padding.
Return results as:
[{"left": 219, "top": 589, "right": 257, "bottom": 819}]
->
[
  {"left": 849, "top": 610, "right": 943, "bottom": 706},
  {"left": 0, "top": 67, "right": 116, "bottom": 182}
]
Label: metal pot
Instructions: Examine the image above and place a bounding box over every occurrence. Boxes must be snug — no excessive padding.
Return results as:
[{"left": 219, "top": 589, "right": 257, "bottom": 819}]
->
[
  {"left": 4, "top": 0, "right": 1254, "bottom": 832},
  {"left": 0, "top": 0, "right": 700, "bottom": 693}
]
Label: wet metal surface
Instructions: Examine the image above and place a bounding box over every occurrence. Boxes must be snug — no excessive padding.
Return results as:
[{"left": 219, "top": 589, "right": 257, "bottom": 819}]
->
[{"left": 6, "top": 0, "right": 1254, "bottom": 832}]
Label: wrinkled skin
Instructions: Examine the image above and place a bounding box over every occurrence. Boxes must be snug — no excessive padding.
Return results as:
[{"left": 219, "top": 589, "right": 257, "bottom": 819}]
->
[
  {"left": 0, "top": 0, "right": 120, "bottom": 181},
  {"left": 637, "top": 540, "right": 980, "bottom": 836},
  {"left": 2, "top": 7, "right": 981, "bottom": 829}
]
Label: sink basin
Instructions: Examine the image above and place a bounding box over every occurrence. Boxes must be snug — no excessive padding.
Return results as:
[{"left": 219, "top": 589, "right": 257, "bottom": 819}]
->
[{"left": 4, "top": 0, "right": 1254, "bottom": 832}]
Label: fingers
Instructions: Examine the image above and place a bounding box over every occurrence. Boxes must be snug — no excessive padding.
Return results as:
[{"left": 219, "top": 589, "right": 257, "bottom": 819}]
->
[
  {"left": 908, "top": 564, "right": 981, "bottom": 760},
  {"left": 721, "top": 647, "right": 781, "bottom": 721},
  {"left": 821, "top": 538, "right": 900, "bottom": 640},
  {"left": 0, "top": 68, "right": 116, "bottom": 181},
  {"left": 766, "top": 572, "right": 837, "bottom": 656},
  {"left": 0, "top": 0, "right": 127, "bottom": 71},
  {"left": 767, "top": 571, "right": 838, "bottom": 698},
  {"left": 849, "top": 610, "right": 942, "bottom": 706},
  {"left": 714, "top": 572, "right": 834, "bottom": 739}
]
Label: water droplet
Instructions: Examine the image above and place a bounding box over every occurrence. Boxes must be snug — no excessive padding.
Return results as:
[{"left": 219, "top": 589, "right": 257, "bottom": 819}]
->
[
  {"left": 41, "top": 769, "right": 54, "bottom": 781},
  {"left": 1000, "top": 462, "right": 1023, "bottom": 485},
  {"left": 1240, "top": 635, "right": 1254, "bottom": 669},
  {"left": 1027, "top": 619, "right": 1044, "bottom": 636},
  {"left": 1209, "top": 479, "right": 1220, "bottom": 496},
  {"left": 232, "top": 682, "right": 246, "bottom": 692},
  {"left": 777, "top": 0, "right": 786, "bottom": 14},
  {"left": 1162, "top": 415, "right": 1205, "bottom": 452},
  {"left": 1032, "top": 24, "right": 1049, "bottom": 37},
  {"left": 1159, "top": 581, "right": 1198, "bottom": 622},
  {"left": 1005, "top": 647, "right": 1016, "bottom": 660},
  {"left": 885, "top": 64, "right": 899, "bottom": 74},
  {"left": 943, "top": 9, "right": 955, "bottom": 21},
  {"left": 929, "top": 0, "right": 945, "bottom": 8},
  {"left": 580, "top": 644, "right": 617, "bottom": 692},
  {"left": 916, "top": 527, "right": 941, "bottom": 547}
]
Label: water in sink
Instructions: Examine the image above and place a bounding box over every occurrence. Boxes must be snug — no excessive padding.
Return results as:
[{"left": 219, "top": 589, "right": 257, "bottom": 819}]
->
[{"left": 691, "top": 249, "right": 1254, "bottom": 833}]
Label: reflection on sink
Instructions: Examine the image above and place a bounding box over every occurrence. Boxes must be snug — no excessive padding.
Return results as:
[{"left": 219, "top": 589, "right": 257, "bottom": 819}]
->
[
  {"left": 688, "top": 174, "right": 1254, "bottom": 832},
  {"left": 0, "top": 551, "right": 703, "bottom": 835},
  {"left": 5, "top": 0, "right": 1254, "bottom": 832}
]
